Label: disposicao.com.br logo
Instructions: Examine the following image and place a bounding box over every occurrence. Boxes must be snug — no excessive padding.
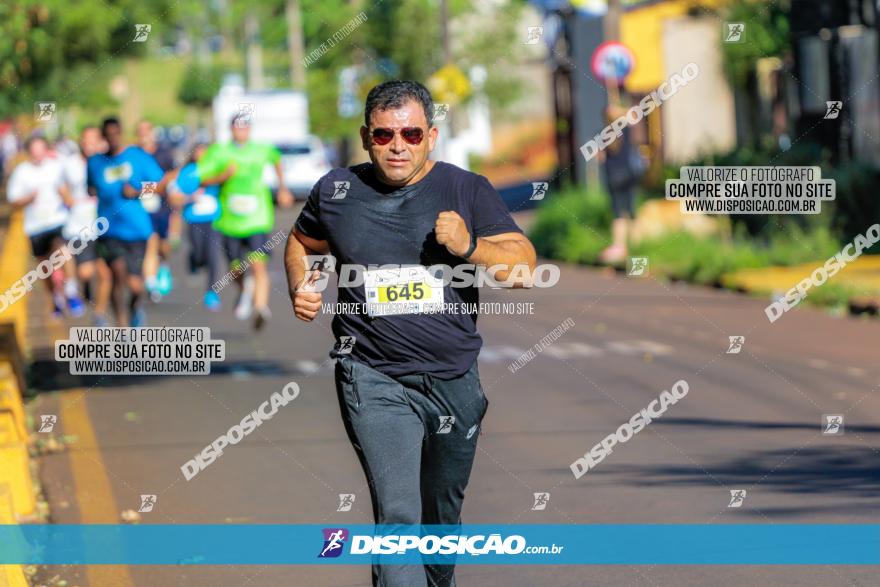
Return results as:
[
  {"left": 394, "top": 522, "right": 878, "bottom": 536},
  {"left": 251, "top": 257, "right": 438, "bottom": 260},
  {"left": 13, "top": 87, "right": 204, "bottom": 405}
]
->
[{"left": 318, "top": 528, "right": 564, "bottom": 559}]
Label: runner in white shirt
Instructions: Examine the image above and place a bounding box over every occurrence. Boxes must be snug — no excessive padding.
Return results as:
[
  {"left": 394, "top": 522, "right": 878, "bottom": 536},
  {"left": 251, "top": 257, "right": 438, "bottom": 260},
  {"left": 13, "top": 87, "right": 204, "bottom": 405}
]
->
[
  {"left": 6, "top": 135, "right": 85, "bottom": 318},
  {"left": 62, "top": 127, "right": 112, "bottom": 324}
]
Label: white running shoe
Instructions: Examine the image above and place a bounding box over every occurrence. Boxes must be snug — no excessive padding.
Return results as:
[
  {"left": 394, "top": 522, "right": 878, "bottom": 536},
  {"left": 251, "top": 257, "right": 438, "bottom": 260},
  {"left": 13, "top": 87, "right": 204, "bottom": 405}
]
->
[{"left": 234, "top": 275, "right": 255, "bottom": 320}]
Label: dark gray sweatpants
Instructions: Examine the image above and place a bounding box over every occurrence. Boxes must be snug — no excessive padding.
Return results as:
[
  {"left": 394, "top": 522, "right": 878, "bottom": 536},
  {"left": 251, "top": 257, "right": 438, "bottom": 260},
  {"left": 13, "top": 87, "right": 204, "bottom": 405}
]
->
[
  {"left": 186, "top": 222, "right": 221, "bottom": 288},
  {"left": 335, "top": 356, "right": 489, "bottom": 587}
]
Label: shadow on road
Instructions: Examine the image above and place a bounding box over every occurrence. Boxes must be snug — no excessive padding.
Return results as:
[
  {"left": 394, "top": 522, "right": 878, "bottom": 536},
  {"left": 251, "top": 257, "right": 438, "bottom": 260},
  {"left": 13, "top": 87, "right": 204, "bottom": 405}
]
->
[
  {"left": 26, "top": 353, "right": 330, "bottom": 395},
  {"left": 624, "top": 442, "right": 880, "bottom": 501},
  {"left": 659, "top": 416, "right": 880, "bottom": 434}
]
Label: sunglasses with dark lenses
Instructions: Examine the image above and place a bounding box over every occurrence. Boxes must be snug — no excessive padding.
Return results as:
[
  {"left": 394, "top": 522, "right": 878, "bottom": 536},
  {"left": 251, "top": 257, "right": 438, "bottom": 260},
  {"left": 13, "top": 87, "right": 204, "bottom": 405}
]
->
[{"left": 370, "top": 127, "right": 425, "bottom": 146}]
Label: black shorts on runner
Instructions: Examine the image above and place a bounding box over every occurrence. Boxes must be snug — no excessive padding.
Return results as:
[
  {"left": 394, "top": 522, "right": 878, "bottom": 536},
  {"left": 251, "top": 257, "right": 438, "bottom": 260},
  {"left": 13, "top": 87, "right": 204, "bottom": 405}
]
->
[
  {"left": 97, "top": 237, "right": 147, "bottom": 276},
  {"left": 222, "top": 233, "right": 271, "bottom": 265},
  {"left": 76, "top": 240, "right": 98, "bottom": 264},
  {"left": 29, "top": 226, "right": 64, "bottom": 258},
  {"left": 150, "top": 210, "right": 171, "bottom": 240}
]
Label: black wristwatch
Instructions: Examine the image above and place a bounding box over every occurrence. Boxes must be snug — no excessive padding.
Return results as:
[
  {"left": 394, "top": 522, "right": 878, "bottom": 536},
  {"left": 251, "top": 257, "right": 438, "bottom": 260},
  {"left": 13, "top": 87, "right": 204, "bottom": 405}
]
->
[{"left": 461, "top": 234, "right": 478, "bottom": 260}]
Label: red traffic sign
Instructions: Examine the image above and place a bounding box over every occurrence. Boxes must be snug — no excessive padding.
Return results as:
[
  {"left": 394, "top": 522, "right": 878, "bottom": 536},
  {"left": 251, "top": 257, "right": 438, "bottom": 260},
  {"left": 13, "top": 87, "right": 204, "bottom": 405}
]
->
[{"left": 590, "top": 41, "right": 636, "bottom": 84}]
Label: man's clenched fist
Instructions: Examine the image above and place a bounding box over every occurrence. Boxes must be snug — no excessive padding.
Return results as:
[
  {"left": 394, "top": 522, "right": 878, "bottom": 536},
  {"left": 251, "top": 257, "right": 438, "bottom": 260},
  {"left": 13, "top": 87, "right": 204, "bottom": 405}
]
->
[
  {"left": 435, "top": 210, "right": 472, "bottom": 257},
  {"left": 291, "top": 270, "right": 323, "bottom": 321}
]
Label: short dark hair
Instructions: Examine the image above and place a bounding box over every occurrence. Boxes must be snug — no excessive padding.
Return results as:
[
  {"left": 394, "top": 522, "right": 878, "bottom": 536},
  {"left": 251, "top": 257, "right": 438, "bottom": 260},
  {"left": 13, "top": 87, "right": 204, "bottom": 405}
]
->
[
  {"left": 188, "top": 143, "right": 209, "bottom": 164},
  {"left": 101, "top": 117, "right": 121, "bottom": 134},
  {"left": 364, "top": 80, "right": 435, "bottom": 128},
  {"left": 24, "top": 134, "right": 47, "bottom": 151},
  {"left": 230, "top": 113, "right": 251, "bottom": 128}
]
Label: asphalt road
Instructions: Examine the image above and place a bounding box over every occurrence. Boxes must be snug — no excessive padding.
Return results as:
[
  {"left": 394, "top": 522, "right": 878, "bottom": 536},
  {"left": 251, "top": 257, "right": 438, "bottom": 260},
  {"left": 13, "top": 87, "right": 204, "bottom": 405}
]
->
[{"left": 30, "top": 206, "right": 879, "bottom": 587}]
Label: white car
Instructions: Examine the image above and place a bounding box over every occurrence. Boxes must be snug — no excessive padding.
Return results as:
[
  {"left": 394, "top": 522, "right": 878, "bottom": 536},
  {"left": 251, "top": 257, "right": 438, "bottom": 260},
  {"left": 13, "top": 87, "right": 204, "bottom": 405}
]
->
[{"left": 264, "top": 135, "right": 332, "bottom": 198}]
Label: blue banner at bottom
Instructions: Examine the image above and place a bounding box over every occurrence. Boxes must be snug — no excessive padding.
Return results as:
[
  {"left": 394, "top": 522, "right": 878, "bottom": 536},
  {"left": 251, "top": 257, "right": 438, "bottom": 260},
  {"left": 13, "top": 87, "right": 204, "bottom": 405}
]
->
[{"left": 0, "top": 524, "right": 878, "bottom": 565}]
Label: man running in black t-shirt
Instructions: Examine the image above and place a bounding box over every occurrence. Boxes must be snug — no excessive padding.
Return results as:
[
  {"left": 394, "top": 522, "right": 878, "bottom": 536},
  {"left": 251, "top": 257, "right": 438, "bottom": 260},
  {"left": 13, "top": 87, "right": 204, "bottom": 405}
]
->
[{"left": 285, "top": 80, "right": 536, "bottom": 587}]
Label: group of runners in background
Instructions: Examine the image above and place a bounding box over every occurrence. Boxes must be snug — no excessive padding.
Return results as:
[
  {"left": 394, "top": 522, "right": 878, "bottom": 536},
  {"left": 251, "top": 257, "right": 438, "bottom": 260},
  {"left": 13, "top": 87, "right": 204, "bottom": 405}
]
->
[{"left": 4, "top": 114, "right": 293, "bottom": 329}]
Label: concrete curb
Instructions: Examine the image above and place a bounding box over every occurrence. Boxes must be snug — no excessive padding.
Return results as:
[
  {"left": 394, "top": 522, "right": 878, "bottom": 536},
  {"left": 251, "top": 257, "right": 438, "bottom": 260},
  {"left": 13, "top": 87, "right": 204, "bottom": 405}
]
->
[
  {"left": 0, "top": 483, "right": 29, "bottom": 587},
  {"left": 0, "top": 211, "right": 35, "bottom": 586}
]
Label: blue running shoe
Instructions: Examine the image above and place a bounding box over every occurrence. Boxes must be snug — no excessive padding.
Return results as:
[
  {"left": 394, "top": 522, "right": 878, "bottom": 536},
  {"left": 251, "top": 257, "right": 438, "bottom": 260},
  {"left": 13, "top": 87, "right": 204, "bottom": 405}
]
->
[
  {"left": 157, "top": 265, "right": 173, "bottom": 296},
  {"left": 203, "top": 290, "right": 221, "bottom": 311},
  {"left": 67, "top": 295, "right": 86, "bottom": 318},
  {"left": 51, "top": 297, "right": 65, "bottom": 320},
  {"left": 130, "top": 307, "right": 147, "bottom": 327}
]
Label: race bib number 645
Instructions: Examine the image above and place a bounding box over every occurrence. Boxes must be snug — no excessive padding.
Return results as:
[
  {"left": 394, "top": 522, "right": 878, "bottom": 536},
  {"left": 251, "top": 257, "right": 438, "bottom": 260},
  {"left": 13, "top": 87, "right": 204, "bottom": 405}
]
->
[{"left": 364, "top": 266, "right": 444, "bottom": 317}]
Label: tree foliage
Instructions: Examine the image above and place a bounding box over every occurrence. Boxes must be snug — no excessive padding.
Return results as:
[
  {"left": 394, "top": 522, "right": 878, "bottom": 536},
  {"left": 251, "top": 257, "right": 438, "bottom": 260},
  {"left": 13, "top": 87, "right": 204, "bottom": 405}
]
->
[
  {"left": 178, "top": 65, "right": 224, "bottom": 109},
  {"left": 296, "top": 0, "right": 525, "bottom": 140},
  {"left": 1, "top": 0, "right": 528, "bottom": 143},
  {"left": 0, "top": 0, "right": 179, "bottom": 115},
  {"left": 719, "top": 0, "right": 791, "bottom": 90}
]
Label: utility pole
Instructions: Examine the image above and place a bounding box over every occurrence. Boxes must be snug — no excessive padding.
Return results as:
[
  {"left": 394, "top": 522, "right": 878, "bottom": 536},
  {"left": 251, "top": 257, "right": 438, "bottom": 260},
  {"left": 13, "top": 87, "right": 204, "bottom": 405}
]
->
[
  {"left": 194, "top": 9, "right": 211, "bottom": 132},
  {"left": 286, "top": 0, "right": 307, "bottom": 90},
  {"left": 245, "top": 11, "right": 265, "bottom": 91},
  {"left": 605, "top": 0, "right": 622, "bottom": 41},
  {"left": 550, "top": 6, "right": 576, "bottom": 187},
  {"left": 603, "top": 0, "right": 622, "bottom": 105},
  {"left": 440, "top": 0, "right": 452, "bottom": 65},
  {"left": 438, "top": 0, "right": 455, "bottom": 151}
]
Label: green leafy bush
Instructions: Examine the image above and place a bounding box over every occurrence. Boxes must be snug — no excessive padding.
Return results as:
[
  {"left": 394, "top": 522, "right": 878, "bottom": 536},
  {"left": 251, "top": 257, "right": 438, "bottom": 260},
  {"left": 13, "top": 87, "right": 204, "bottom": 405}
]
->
[
  {"left": 629, "top": 232, "right": 768, "bottom": 285},
  {"left": 826, "top": 163, "right": 880, "bottom": 254},
  {"left": 529, "top": 181, "right": 857, "bottom": 299},
  {"left": 765, "top": 223, "right": 840, "bottom": 266},
  {"left": 529, "top": 186, "right": 611, "bottom": 263}
]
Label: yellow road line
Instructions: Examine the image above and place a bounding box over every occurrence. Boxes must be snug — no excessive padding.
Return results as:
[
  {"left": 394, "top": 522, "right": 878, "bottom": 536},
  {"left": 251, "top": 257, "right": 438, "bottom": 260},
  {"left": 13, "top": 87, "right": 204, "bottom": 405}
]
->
[
  {"left": 49, "top": 313, "right": 134, "bottom": 586},
  {"left": 60, "top": 390, "right": 136, "bottom": 587}
]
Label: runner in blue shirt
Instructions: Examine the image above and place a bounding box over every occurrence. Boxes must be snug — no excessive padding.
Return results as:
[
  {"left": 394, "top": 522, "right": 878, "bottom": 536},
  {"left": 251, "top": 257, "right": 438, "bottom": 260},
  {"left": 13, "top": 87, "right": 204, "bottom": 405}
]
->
[
  {"left": 87, "top": 117, "right": 169, "bottom": 326},
  {"left": 167, "top": 144, "right": 222, "bottom": 311}
]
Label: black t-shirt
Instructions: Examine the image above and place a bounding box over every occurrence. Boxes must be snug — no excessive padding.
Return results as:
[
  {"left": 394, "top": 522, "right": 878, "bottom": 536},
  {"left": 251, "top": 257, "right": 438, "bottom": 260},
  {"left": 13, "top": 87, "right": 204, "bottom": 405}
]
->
[{"left": 295, "top": 161, "right": 522, "bottom": 379}]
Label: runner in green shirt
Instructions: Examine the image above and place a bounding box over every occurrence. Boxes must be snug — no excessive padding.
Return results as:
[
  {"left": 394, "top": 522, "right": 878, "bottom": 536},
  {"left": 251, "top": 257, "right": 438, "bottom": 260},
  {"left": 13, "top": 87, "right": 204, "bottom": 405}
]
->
[{"left": 198, "top": 114, "right": 293, "bottom": 330}]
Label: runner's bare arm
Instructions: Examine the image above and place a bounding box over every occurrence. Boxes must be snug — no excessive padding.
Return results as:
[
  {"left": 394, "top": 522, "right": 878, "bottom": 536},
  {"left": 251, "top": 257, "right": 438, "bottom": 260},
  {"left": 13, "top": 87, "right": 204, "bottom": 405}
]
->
[
  {"left": 435, "top": 211, "right": 537, "bottom": 288},
  {"left": 468, "top": 233, "right": 537, "bottom": 287},
  {"left": 165, "top": 170, "right": 188, "bottom": 208},
  {"left": 58, "top": 183, "right": 74, "bottom": 208},
  {"left": 285, "top": 228, "right": 330, "bottom": 285},
  {"left": 9, "top": 190, "right": 38, "bottom": 208},
  {"left": 285, "top": 228, "right": 330, "bottom": 321},
  {"left": 200, "top": 162, "right": 236, "bottom": 186},
  {"left": 122, "top": 182, "right": 142, "bottom": 198},
  {"left": 121, "top": 170, "right": 173, "bottom": 198},
  {"left": 156, "top": 168, "right": 179, "bottom": 196},
  {"left": 274, "top": 162, "right": 293, "bottom": 208}
]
